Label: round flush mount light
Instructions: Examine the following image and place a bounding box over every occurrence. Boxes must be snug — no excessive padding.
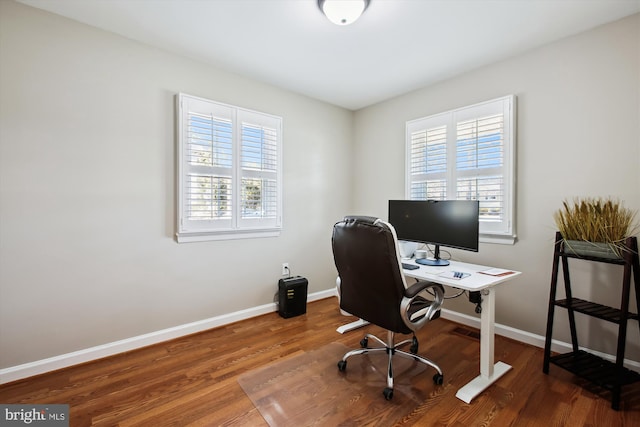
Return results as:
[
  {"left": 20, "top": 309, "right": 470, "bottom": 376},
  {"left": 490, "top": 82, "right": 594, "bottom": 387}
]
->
[{"left": 318, "top": 0, "right": 370, "bottom": 26}]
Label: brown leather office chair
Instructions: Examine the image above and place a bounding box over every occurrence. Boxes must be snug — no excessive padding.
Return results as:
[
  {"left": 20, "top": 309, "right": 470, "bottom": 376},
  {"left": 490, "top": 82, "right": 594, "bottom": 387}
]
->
[{"left": 332, "top": 216, "right": 444, "bottom": 400}]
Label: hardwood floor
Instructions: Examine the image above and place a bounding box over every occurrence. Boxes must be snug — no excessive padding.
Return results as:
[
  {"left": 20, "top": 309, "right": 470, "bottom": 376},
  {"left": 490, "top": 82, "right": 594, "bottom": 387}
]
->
[{"left": 1, "top": 297, "right": 639, "bottom": 426}]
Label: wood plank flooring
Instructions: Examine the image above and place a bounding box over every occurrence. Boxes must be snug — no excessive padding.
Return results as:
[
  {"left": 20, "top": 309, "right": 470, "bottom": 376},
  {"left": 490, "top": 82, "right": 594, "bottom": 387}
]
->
[{"left": 1, "top": 297, "right": 639, "bottom": 426}]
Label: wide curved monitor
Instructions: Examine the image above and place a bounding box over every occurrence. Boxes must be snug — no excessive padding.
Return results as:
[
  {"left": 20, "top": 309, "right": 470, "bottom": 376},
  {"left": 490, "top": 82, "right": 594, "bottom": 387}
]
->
[{"left": 388, "top": 200, "right": 479, "bottom": 266}]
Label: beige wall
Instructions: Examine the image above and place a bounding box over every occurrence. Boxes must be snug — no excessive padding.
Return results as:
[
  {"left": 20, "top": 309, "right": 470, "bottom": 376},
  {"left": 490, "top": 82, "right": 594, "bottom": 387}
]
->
[
  {"left": 0, "top": 1, "right": 353, "bottom": 368},
  {"left": 353, "top": 13, "right": 640, "bottom": 361},
  {"left": 1, "top": 0, "right": 638, "bottom": 371}
]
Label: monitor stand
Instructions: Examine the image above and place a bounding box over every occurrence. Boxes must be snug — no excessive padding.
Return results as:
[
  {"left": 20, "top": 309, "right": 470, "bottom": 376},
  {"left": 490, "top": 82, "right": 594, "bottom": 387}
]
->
[{"left": 415, "top": 244, "right": 450, "bottom": 266}]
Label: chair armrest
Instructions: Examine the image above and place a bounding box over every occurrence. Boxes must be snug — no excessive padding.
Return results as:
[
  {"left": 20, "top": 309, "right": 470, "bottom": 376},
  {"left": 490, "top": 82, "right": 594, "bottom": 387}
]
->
[
  {"left": 400, "top": 281, "right": 444, "bottom": 332},
  {"left": 404, "top": 280, "right": 442, "bottom": 298}
]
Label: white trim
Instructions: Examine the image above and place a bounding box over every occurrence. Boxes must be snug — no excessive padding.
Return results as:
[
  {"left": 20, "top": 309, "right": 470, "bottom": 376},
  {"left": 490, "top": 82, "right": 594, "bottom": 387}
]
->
[
  {"left": 176, "top": 93, "right": 283, "bottom": 243},
  {"left": 3, "top": 295, "right": 636, "bottom": 385},
  {"left": 0, "top": 289, "right": 335, "bottom": 384},
  {"left": 479, "top": 234, "right": 516, "bottom": 245},
  {"left": 440, "top": 308, "right": 640, "bottom": 372},
  {"left": 405, "top": 94, "right": 517, "bottom": 241},
  {"left": 176, "top": 228, "right": 281, "bottom": 243}
]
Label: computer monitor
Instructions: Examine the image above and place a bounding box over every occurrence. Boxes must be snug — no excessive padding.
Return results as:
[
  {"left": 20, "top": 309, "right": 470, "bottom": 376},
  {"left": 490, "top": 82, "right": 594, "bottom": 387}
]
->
[{"left": 388, "top": 199, "right": 479, "bottom": 266}]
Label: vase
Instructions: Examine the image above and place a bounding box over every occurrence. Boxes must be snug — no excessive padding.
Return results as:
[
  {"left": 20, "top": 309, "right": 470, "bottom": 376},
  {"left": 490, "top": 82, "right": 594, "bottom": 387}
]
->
[{"left": 563, "top": 239, "right": 622, "bottom": 260}]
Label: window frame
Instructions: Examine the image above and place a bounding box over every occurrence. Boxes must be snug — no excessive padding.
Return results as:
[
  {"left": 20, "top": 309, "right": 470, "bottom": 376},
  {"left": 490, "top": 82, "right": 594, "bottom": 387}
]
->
[
  {"left": 176, "top": 93, "right": 283, "bottom": 243},
  {"left": 405, "top": 95, "right": 516, "bottom": 244}
]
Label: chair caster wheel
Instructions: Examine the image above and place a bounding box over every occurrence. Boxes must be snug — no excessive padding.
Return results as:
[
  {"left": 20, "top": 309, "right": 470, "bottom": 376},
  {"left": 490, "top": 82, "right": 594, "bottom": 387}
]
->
[
  {"left": 360, "top": 337, "right": 368, "bottom": 348},
  {"left": 433, "top": 373, "right": 444, "bottom": 385},
  {"left": 383, "top": 387, "right": 394, "bottom": 400},
  {"left": 337, "top": 360, "right": 347, "bottom": 372},
  {"left": 410, "top": 336, "right": 419, "bottom": 354}
]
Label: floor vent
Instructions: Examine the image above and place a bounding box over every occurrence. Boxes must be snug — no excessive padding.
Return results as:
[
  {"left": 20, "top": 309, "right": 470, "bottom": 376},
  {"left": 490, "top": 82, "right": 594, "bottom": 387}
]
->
[{"left": 452, "top": 326, "right": 481, "bottom": 340}]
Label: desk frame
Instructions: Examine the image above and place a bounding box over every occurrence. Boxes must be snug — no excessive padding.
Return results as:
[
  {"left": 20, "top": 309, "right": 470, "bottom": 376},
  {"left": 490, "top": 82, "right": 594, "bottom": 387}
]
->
[{"left": 337, "top": 259, "right": 521, "bottom": 404}]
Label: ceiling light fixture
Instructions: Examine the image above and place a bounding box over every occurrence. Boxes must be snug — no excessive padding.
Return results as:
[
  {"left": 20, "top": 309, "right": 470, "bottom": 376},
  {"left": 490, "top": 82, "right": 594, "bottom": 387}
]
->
[{"left": 318, "top": 0, "right": 370, "bottom": 26}]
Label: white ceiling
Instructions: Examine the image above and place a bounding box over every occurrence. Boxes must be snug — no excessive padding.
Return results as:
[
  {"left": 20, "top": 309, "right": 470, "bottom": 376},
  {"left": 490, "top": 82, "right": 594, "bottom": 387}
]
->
[{"left": 18, "top": 0, "right": 640, "bottom": 110}]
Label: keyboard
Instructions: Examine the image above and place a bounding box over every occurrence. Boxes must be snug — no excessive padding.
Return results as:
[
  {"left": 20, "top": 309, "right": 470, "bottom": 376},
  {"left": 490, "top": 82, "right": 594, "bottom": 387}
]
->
[{"left": 402, "top": 263, "right": 419, "bottom": 270}]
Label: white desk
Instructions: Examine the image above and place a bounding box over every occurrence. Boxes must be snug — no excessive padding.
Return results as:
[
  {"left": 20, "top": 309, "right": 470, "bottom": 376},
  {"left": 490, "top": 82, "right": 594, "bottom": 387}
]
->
[{"left": 337, "top": 259, "right": 521, "bottom": 404}]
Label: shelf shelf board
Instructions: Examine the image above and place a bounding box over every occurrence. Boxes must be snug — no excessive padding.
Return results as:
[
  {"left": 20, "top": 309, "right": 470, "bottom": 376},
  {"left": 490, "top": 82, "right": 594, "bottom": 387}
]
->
[
  {"left": 550, "top": 350, "right": 640, "bottom": 389},
  {"left": 557, "top": 250, "right": 627, "bottom": 265},
  {"left": 555, "top": 298, "right": 638, "bottom": 324}
]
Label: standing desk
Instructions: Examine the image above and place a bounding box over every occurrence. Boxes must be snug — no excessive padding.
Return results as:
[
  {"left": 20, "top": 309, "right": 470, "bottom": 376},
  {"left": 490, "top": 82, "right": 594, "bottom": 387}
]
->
[{"left": 336, "top": 259, "right": 521, "bottom": 404}]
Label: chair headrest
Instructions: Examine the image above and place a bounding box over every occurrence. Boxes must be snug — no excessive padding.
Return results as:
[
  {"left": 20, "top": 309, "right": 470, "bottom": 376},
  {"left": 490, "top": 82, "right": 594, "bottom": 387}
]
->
[{"left": 342, "top": 215, "right": 379, "bottom": 225}]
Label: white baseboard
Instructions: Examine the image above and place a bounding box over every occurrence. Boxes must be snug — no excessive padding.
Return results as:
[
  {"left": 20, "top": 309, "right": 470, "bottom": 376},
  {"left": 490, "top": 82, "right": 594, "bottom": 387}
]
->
[
  {"left": 0, "top": 289, "right": 335, "bottom": 384},
  {"left": 2, "top": 290, "right": 636, "bottom": 385},
  {"left": 440, "top": 308, "right": 640, "bottom": 372}
]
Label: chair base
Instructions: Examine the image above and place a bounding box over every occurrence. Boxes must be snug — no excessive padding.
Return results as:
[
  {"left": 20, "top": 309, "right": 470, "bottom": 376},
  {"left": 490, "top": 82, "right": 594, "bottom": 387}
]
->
[{"left": 337, "top": 330, "right": 443, "bottom": 400}]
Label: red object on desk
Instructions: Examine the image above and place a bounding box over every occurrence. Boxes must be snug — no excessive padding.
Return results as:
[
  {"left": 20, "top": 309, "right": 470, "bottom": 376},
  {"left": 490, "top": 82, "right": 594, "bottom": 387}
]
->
[{"left": 479, "top": 269, "right": 516, "bottom": 277}]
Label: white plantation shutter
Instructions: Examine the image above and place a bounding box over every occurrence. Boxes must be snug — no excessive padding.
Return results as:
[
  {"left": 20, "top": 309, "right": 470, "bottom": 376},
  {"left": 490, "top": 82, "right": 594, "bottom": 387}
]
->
[
  {"left": 181, "top": 98, "right": 234, "bottom": 231},
  {"left": 408, "top": 117, "right": 448, "bottom": 200},
  {"left": 177, "top": 94, "right": 282, "bottom": 242},
  {"left": 455, "top": 112, "right": 505, "bottom": 226},
  {"left": 238, "top": 110, "right": 280, "bottom": 229},
  {"left": 406, "top": 95, "right": 516, "bottom": 242}
]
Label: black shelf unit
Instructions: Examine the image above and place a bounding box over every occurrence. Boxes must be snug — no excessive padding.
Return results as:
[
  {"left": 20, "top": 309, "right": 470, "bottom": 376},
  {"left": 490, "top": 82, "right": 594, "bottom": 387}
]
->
[{"left": 543, "top": 232, "right": 640, "bottom": 410}]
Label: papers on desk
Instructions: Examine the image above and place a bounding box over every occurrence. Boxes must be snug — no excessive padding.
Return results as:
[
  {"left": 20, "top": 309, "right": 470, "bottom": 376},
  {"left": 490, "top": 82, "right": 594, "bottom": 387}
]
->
[
  {"left": 419, "top": 266, "right": 445, "bottom": 275},
  {"left": 479, "top": 268, "right": 516, "bottom": 277}
]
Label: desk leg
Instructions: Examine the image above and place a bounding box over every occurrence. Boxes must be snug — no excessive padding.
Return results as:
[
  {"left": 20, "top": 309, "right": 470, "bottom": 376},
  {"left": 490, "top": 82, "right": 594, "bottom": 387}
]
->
[
  {"left": 455, "top": 287, "right": 512, "bottom": 403},
  {"left": 336, "top": 318, "right": 369, "bottom": 334}
]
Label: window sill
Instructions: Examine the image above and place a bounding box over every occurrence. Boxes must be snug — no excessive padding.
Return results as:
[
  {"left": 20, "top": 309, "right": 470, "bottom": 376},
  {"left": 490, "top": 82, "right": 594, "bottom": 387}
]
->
[
  {"left": 480, "top": 233, "right": 516, "bottom": 245},
  {"left": 176, "top": 228, "right": 281, "bottom": 243}
]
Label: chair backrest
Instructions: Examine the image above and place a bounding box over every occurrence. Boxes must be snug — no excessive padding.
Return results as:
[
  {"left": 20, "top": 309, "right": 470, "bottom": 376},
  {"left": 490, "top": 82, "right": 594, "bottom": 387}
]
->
[{"left": 331, "top": 216, "right": 413, "bottom": 334}]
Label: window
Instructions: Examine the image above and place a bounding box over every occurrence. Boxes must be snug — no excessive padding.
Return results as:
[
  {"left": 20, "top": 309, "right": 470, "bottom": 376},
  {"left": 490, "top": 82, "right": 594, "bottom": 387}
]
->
[
  {"left": 176, "top": 93, "right": 282, "bottom": 242},
  {"left": 406, "top": 95, "right": 516, "bottom": 244}
]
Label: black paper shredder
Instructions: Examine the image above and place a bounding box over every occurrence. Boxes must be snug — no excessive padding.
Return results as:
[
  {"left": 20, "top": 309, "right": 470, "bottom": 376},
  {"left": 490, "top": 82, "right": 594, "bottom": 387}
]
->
[{"left": 278, "top": 276, "right": 308, "bottom": 318}]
